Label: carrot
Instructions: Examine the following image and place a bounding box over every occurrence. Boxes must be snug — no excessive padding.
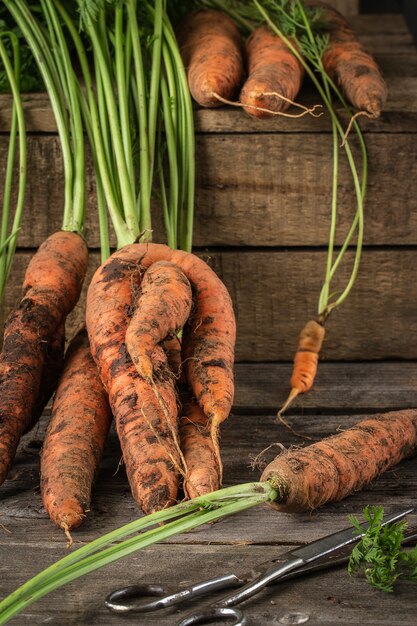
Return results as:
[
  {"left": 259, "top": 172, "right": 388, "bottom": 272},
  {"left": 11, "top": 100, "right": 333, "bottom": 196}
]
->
[
  {"left": 125, "top": 260, "right": 192, "bottom": 380},
  {"left": 0, "top": 231, "right": 88, "bottom": 485},
  {"left": 162, "top": 335, "right": 183, "bottom": 380},
  {"left": 240, "top": 25, "right": 304, "bottom": 118},
  {"left": 312, "top": 1, "right": 388, "bottom": 117},
  {"left": 86, "top": 253, "right": 184, "bottom": 513},
  {"left": 26, "top": 322, "right": 65, "bottom": 434},
  {"left": 261, "top": 409, "right": 417, "bottom": 512},
  {"left": 279, "top": 319, "right": 325, "bottom": 417},
  {"left": 41, "top": 328, "right": 112, "bottom": 538},
  {"left": 88, "top": 243, "right": 235, "bottom": 431},
  {"left": 176, "top": 9, "right": 244, "bottom": 108},
  {"left": 179, "top": 388, "right": 221, "bottom": 499}
]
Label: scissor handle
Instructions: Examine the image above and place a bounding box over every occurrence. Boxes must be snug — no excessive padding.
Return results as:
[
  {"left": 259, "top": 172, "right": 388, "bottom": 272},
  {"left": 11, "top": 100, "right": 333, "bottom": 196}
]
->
[
  {"left": 178, "top": 606, "right": 247, "bottom": 626},
  {"left": 105, "top": 584, "right": 173, "bottom": 613},
  {"left": 105, "top": 574, "right": 244, "bottom": 614}
]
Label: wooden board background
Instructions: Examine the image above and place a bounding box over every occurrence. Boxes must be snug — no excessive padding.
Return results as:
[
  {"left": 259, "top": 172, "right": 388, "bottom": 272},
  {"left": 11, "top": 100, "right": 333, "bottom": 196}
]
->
[{"left": 1, "top": 16, "right": 416, "bottom": 362}]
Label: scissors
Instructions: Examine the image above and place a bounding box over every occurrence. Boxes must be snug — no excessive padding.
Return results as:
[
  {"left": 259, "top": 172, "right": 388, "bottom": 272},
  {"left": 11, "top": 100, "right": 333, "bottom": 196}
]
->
[{"left": 105, "top": 508, "right": 416, "bottom": 625}]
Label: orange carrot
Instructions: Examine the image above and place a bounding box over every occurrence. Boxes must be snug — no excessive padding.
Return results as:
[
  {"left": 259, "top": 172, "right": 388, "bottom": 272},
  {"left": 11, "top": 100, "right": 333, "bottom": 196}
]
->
[
  {"left": 312, "top": 1, "right": 388, "bottom": 116},
  {"left": 86, "top": 253, "right": 184, "bottom": 513},
  {"left": 279, "top": 319, "right": 325, "bottom": 416},
  {"left": 176, "top": 9, "right": 244, "bottom": 107},
  {"left": 261, "top": 410, "right": 417, "bottom": 512},
  {"left": 87, "top": 244, "right": 235, "bottom": 508},
  {"left": 41, "top": 328, "right": 111, "bottom": 537},
  {"left": 0, "top": 231, "right": 88, "bottom": 485},
  {"left": 240, "top": 26, "right": 304, "bottom": 118},
  {"left": 125, "top": 260, "right": 192, "bottom": 380},
  {"left": 179, "top": 388, "right": 221, "bottom": 499},
  {"left": 88, "top": 243, "right": 235, "bottom": 432}
]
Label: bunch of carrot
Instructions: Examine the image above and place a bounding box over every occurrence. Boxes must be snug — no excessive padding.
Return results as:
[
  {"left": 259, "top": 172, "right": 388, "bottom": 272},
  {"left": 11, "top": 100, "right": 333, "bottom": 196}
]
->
[{"left": 0, "top": 0, "right": 237, "bottom": 541}]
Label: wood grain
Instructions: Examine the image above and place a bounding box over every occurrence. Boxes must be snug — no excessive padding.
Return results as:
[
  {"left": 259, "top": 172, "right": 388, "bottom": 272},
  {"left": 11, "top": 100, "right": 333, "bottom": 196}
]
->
[
  {"left": 4, "top": 248, "right": 417, "bottom": 362},
  {"left": 1, "top": 133, "right": 417, "bottom": 249}
]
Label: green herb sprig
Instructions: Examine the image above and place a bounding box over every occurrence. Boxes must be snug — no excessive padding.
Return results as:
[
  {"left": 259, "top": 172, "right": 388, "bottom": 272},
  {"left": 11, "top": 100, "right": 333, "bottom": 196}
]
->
[{"left": 348, "top": 506, "right": 417, "bottom": 593}]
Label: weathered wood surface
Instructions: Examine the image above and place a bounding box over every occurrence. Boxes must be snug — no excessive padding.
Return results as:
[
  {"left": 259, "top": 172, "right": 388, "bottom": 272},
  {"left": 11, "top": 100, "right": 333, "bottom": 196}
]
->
[
  {"left": 1, "top": 364, "right": 417, "bottom": 624},
  {"left": 2, "top": 132, "right": 417, "bottom": 249},
  {"left": 4, "top": 248, "right": 417, "bottom": 362}
]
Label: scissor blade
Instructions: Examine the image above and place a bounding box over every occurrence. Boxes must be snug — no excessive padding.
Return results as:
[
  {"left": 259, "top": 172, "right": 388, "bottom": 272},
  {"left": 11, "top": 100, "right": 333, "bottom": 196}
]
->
[{"left": 287, "top": 508, "right": 414, "bottom": 565}]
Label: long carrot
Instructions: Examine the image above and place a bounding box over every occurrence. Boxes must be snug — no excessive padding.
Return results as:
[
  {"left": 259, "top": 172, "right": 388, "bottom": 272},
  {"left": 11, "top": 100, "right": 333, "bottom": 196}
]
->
[
  {"left": 86, "top": 252, "right": 184, "bottom": 513},
  {"left": 0, "top": 231, "right": 88, "bottom": 485},
  {"left": 87, "top": 243, "right": 235, "bottom": 437},
  {"left": 279, "top": 319, "right": 325, "bottom": 416},
  {"left": 125, "top": 260, "right": 192, "bottom": 380},
  {"left": 179, "top": 388, "right": 221, "bottom": 499},
  {"left": 261, "top": 409, "right": 417, "bottom": 512},
  {"left": 41, "top": 328, "right": 111, "bottom": 538},
  {"left": 312, "top": 1, "right": 388, "bottom": 117},
  {"left": 240, "top": 25, "right": 305, "bottom": 118},
  {"left": 176, "top": 8, "right": 245, "bottom": 108}
]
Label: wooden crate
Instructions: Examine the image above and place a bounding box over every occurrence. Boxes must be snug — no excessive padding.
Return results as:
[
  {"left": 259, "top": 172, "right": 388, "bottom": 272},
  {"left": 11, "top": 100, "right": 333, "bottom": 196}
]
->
[{"left": 1, "top": 15, "right": 416, "bottom": 363}]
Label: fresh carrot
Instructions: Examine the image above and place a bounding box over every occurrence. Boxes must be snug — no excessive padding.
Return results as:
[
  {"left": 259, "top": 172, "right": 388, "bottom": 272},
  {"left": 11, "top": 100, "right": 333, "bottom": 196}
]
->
[
  {"left": 312, "top": 1, "right": 388, "bottom": 117},
  {"left": 179, "top": 388, "right": 221, "bottom": 499},
  {"left": 279, "top": 319, "right": 325, "bottom": 416},
  {"left": 86, "top": 253, "right": 184, "bottom": 513},
  {"left": 176, "top": 9, "right": 244, "bottom": 107},
  {"left": 41, "top": 328, "right": 112, "bottom": 538},
  {"left": 0, "top": 231, "right": 88, "bottom": 485},
  {"left": 162, "top": 335, "right": 183, "bottom": 379},
  {"left": 88, "top": 243, "right": 235, "bottom": 432},
  {"left": 262, "top": 409, "right": 417, "bottom": 512},
  {"left": 240, "top": 25, "right": 304, "bottom": 118},
  {"left": 26, "top": 322, "right": 65, "bottom": 433},
  {"left": 125, "top": 260, "right": 192, "bottom": 380}
]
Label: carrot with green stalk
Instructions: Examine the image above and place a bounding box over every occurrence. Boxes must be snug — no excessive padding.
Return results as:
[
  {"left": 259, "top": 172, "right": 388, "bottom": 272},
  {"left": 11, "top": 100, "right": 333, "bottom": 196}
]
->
[{"left": 0, "top": 0, "right": 90, "bottom": 485}]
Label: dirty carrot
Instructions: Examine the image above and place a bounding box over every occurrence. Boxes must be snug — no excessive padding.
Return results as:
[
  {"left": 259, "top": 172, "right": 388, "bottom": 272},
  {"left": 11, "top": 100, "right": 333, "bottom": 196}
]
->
[
  {"left": 125, "top": 260, "right": 192, "bottom": 380},
  {"left": 27, "top": 321, "right": 65, "bottom": 433},
  {"left": 86, "top": 254, "right": 183, "bottom": 514},
  {"left": 179, "top": 388, "right": 221, "bottom": 499},
  {"left": 176, "top": 8, "right": 245, "bottom": 107},
  {"left": 41, "top": 328, "right": 112, "bottom": 540},
  {"left": 312, "top": 1, "right": 388, "bottom": 117},
  {"left": 240, "top": 25, "right": 305, "bottom": 118},
  {"left": 0, "top": 231, "right": 88, "bottom": 485},
  {"left": 261, "top": 409, "right": 417, "bottom": 512},
  {"left": 279, "top": 319, "right": 325, "bottom": 416}
]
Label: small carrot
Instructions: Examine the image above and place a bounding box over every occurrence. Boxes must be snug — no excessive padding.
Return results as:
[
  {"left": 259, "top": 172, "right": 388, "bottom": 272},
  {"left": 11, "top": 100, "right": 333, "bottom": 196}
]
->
[
  {"left": 176, "top": 9, "right": 244, "bottom": 107},
  {"left": 240, "top": 25, "right": 305, "bottom": 118},
  {"left": 179, "top": 388, "right": 221, "bottom": 499},
  {"left": 261, "top": 409, "right": 417, "bottom": 512},
  {"left": 279, "top": 320, "right": 325, "bottom": 416},
  {"left": 125, "top": 260, "right": 192, "bottom": 380},
  {"left": 41, "top": 328, "right": 112, "bottom": 538},
  {"left": 313, "top": 1, "right": 388, "bottom": 117},
  {"left": 0, "top": 231, "right": 88, "bottom": 485}
]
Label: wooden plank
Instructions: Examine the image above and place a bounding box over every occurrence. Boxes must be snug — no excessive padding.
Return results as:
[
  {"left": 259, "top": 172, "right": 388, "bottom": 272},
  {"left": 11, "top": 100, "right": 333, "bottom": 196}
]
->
[
  {"left": 3, "top": 542, "right": 417, "bottom": 625},
  {"left": 234, "top": 362, "right": 417, "bottom": 412},
  {"left": 4, "top": 248, "right": 417, "bottom": 362},
  {"left": 330, "top": 0, "right": 359, "bottom": 15},
  {"left": 2, "top": 133, "right": 417, "bottom": 249},
  {"left": 1, "top": 412, "right": 417, "bottom": 546}
]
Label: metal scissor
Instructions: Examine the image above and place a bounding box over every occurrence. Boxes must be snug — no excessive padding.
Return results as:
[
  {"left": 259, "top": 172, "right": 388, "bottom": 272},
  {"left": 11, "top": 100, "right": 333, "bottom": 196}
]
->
[{"left": 105, "top": 508, "right": 416, "bottom": 625}]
